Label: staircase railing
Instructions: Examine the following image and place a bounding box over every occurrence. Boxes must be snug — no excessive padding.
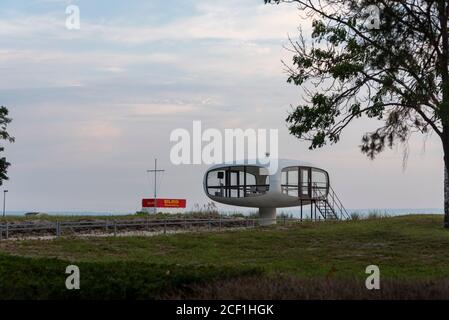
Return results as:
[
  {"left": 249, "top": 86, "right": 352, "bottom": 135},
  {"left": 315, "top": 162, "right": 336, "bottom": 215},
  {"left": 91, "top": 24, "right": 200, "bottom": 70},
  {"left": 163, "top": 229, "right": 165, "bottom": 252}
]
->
[
  {"left": 312, "top": 183, "right": 350, "bottom": 220},
  {"left": 327, "top": 185, "right": 350, "bottom": 220}
]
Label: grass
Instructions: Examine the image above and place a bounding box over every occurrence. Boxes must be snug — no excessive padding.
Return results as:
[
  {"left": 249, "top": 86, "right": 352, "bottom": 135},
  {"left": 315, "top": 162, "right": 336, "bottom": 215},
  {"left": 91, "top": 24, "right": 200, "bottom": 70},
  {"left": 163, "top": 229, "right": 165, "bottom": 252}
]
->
[
  {"left": 0, "top": 210, "right": 244, "bottom": 223},
  {"left": 164, "top": 276, "right": 449, "bottom": 300},
  {"left": 1, "top": 214, "right": 449, "bottom": 299},
  {"left": 0, "top": 254, "right": 259, "bottom": 299}
]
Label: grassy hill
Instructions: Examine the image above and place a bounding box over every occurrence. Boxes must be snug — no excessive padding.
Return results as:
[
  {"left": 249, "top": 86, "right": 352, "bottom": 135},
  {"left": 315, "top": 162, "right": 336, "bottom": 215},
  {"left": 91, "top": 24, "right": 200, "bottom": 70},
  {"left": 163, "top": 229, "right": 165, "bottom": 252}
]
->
[{"left": 1, "top": 214, "right": 449, "bottom": 299}]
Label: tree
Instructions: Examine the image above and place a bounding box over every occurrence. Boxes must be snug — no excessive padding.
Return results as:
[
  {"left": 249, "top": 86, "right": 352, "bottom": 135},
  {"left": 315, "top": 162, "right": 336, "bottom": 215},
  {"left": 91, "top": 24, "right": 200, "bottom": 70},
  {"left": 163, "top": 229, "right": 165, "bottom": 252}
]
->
[
  {"left": 265, "top": 0, "right": 449, "bottom": 227},
  {"left": 0, "top": 106, "right": 14, "bottom": 185}
]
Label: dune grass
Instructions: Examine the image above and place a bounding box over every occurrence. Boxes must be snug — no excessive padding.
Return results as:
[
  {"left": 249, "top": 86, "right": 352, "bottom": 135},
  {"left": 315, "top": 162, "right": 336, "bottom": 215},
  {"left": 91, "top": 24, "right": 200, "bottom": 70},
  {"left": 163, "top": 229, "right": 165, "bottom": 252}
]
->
[{"left": 0, "top": 214, "right": 448, "bottom": 299}]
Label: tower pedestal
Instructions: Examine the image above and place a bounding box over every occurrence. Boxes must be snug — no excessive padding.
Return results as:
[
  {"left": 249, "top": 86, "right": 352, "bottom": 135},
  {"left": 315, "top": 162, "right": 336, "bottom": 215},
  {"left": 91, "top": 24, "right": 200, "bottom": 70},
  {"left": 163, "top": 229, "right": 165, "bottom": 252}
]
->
[{"left": 258, "top": 207, "right": 277, "bottom": 226}]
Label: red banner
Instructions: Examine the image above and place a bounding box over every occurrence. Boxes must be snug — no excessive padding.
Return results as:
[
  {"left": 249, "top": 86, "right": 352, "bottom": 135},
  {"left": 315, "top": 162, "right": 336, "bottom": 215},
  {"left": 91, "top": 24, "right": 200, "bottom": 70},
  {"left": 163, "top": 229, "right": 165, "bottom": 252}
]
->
[{"left": 142, "top": 198, "right": 187, "bottom": 208}]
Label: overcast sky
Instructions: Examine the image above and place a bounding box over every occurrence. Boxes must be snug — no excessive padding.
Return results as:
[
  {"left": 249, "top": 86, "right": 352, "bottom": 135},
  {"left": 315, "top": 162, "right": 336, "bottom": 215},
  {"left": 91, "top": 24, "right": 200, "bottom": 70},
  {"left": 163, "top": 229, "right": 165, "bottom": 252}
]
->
[{"left": 0, "top": 0, "right": 443, "bottom": 213}]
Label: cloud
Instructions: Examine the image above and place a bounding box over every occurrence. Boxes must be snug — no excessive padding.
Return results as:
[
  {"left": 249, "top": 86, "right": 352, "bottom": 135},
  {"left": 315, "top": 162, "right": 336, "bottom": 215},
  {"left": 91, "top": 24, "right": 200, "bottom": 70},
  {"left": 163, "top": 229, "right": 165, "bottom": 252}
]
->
[
  {"left": 0, "top": 1, "right": 308, "bottom": 44},
  {"left": 0, "top": 0, "right": 442, "bottom": 212},
  {"left": 76, "top": 120, "right": 122, "bottom": 139},
  {"left": 94, "top": 6, "right": 300, "bottom": 44},
  {"left": 0, "top": 1, "right": 303, "bottom": 91},
  {"left": 130, "top": 103, "right": 199, "bottom": 116}
]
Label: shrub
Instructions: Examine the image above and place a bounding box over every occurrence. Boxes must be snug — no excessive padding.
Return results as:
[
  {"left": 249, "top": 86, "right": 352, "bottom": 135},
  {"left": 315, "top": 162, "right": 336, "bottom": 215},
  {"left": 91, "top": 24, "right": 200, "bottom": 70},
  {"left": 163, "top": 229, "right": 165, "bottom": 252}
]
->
[
  {"left": 366, "top": 210, "right": 390, "bottom": 220},
  {"left": 350, "top": 212, "right": 361, "bottom": 220}
]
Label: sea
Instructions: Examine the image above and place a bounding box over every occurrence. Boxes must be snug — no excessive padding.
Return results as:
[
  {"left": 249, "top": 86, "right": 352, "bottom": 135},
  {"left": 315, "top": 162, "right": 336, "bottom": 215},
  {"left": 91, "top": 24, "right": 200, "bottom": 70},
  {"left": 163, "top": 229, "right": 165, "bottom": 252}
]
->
[{"left": 3, "top": 208, "right": 443, "bottom": 217}]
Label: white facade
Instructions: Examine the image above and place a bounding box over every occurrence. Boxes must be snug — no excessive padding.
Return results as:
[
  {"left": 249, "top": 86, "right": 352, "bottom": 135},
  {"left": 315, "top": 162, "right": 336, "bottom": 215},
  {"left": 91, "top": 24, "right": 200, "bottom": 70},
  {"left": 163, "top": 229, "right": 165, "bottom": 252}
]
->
[{"left": 203, "top": 159, "right": 330, "bottom": 225}]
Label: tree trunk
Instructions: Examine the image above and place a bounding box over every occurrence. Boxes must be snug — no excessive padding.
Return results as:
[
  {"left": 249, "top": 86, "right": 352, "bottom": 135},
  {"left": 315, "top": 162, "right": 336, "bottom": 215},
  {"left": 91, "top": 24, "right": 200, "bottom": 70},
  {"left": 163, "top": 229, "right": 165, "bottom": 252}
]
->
[
  {"left": 445, "top": 154, "right": 449, "bottom": 228},
  {"left": 443, "top": 126, "right": 449, "bottom": 227},
  {"left": 440, "top": 0, "right": 449, "bottom": 228}
]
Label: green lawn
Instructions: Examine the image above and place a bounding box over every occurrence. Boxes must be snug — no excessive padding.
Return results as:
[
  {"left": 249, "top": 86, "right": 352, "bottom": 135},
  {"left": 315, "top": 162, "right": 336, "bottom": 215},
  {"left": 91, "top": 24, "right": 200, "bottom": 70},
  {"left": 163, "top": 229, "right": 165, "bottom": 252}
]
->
[{"left": 1, "top": 214, "right": 448, "bottom": 299}]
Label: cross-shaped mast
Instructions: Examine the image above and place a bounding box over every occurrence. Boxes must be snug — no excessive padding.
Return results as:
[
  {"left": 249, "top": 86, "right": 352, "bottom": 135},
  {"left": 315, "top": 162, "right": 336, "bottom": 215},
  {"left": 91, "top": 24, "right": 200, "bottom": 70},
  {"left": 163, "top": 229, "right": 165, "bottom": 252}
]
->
[{"left": 147, "top": 158, "right": 165, "bottom": 214}]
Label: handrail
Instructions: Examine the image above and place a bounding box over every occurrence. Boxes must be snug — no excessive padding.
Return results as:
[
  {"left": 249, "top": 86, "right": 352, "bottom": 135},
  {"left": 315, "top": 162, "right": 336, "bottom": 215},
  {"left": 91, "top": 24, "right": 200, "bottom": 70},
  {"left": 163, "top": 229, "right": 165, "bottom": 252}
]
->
[
  {"left": 328, "top": 185, "right": 350, "bottom": 219},
  {"left": 311, "top": 184, "right": 336, "bottom": 220},
  {"left": 311, "top": 183, "right": 350, "bottom": 220}
]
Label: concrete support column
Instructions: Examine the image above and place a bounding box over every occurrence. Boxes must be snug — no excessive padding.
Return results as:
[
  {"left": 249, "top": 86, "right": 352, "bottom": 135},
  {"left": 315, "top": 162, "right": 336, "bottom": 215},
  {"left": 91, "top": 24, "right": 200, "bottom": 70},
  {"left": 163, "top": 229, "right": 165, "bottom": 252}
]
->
[{"left": 258, "top": 207, "right": 276, "bottom": 226}]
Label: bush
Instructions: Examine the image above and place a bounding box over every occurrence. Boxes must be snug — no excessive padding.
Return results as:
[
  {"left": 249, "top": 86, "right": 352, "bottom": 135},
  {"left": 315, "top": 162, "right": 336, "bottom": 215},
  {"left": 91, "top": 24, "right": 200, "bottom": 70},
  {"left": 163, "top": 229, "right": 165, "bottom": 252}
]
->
[
  {"left": 366, "top": 210, "right": 390, "bottom": 220},
  {"left": 350, "top": 212, "right": 361, "bottom": 220}
]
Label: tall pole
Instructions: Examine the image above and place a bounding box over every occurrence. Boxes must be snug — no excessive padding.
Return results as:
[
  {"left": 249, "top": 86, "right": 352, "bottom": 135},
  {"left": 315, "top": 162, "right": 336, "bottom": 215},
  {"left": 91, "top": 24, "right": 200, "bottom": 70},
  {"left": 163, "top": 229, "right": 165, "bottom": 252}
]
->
[
  {"left": 154, "top": 159, "right": 157, "bottom": 214},
  {"left": 3, "top": 190, "right": 7, "bottom": 218},
  {"left": 147, "top": 159, "right": 165, "bottom": 214}
]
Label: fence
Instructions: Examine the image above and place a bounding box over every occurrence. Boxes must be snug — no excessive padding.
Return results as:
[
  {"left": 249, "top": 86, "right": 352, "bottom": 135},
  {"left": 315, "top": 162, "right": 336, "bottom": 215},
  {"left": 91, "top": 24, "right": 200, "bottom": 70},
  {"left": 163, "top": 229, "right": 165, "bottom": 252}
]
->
[
  {"left": 0, "top": 216, "right": 328, "bottom": 240},
  {"left": 0, "top": 218, "right": 247, "bottom": 240}
]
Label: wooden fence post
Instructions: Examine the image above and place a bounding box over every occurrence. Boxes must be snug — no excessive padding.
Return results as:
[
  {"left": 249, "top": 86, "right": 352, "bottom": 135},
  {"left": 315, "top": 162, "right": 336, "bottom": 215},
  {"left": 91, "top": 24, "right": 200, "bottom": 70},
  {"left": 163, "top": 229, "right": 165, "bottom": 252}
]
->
[
  {"left": 5, "top": 222, "right": 8, "bottom": 240},
  {"left": 113, "top": 220, "right": 117, "bottom": 237}
]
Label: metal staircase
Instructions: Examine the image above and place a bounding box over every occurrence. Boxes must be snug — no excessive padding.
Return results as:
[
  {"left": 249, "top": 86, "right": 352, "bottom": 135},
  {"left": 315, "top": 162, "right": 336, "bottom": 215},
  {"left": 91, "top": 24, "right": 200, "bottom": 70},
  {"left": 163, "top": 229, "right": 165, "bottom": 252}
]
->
[{"left": 312, "top": 184, "right": 350, "bottom": 221}]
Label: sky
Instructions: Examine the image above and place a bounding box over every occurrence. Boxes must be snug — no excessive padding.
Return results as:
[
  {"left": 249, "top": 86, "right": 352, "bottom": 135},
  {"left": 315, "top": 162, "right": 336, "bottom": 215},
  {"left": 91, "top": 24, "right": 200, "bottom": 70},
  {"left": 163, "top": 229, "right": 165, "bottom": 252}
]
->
[{"left": 0, "top": 0, "right": 443, "bottom": 213}]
